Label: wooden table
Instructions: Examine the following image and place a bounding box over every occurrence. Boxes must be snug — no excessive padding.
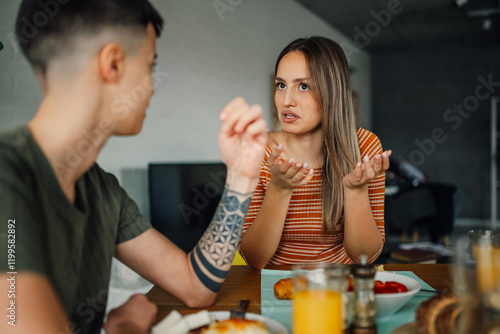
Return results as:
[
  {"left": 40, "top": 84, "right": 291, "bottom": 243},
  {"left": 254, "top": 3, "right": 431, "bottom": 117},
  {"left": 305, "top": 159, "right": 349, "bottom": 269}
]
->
[{"left": 146, "top": 263, "right": 453, "bottom": 322}]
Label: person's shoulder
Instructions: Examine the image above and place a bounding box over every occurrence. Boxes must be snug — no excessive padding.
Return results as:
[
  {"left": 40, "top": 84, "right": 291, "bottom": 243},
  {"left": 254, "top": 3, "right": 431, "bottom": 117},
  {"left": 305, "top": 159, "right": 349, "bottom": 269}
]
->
[
  {"left": 0, "top": 127, "right": 41, "bottom": 205},
  {"left": 357, "top": 127, "right": 382, "bottom": 145},
  {"left": 357, "top": 127, "right": 379, "bottom": 141},
  {"left": 0, "top": 126, "right": 35, "bottom": 173},
  {"left": 85, "top": 163, "right": 121, "bottom": 189},
  {"left": 0, "top": 126, "right": 31, "bottom": 151},
  {"left": 80, "top": 163, "right": 131, "bottom": 212},
  {"left": 357, "top": 127, "right": 383, "bottom": 155}
]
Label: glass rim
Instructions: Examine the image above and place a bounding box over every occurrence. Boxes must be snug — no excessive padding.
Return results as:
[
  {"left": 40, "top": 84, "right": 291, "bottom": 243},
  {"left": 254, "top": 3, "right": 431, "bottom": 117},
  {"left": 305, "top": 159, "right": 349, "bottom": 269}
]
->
[
  {"left": 467, "top": 229, "right": 500, "bottom": 246},
  {"left": 292, "top": 263, "right": 350, "bottom": 273}
]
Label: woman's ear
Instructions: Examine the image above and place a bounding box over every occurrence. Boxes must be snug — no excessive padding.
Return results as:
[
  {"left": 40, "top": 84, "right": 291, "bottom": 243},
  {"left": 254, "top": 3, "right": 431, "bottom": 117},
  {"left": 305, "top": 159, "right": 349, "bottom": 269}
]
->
[{"left": 98, "top": 43, "right": 125, "bottom": 83}]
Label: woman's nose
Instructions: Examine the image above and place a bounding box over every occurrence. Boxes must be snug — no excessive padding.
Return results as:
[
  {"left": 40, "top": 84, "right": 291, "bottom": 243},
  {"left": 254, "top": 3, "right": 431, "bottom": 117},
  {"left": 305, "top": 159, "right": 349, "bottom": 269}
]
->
[{"left": 282, "top": 89, "right": 296, "bottom": 107}]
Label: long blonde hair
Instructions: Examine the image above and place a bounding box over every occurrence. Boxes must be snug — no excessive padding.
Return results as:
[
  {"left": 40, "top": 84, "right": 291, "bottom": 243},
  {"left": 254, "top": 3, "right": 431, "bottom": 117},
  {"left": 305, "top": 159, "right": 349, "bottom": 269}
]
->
[{"left": 275, "top": 36, "right": 361, "bottom": 233}]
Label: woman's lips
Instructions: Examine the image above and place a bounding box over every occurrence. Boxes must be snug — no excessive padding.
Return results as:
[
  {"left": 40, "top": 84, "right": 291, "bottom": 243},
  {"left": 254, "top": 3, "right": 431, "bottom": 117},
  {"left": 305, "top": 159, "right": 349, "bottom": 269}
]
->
[{"left": 281, "top": 111, "right": 299, "bottom": 123}]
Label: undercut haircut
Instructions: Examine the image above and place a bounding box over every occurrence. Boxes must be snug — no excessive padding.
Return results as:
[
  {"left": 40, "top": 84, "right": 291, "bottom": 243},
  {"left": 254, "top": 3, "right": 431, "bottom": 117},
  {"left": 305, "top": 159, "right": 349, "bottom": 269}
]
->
[{"left": 15, "top": 0, "right": 164, "bottom": 74}]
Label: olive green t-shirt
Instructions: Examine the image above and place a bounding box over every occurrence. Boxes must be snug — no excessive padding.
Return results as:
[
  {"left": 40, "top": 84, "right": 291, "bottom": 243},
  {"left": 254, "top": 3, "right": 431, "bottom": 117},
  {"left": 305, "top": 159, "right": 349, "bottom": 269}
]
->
[{"left": 0, "top": 126, "right": 152, "bottom": 333}]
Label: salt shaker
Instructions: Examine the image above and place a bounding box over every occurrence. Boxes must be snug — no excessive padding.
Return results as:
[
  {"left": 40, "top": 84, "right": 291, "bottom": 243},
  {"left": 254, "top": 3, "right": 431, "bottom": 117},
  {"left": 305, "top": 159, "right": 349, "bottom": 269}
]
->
[{"left": 351, "top": 254, "right": 377, "bottom": 334}]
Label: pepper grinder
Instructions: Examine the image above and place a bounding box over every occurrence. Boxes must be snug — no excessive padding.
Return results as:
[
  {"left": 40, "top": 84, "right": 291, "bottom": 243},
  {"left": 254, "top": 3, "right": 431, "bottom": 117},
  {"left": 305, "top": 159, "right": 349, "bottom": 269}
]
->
[{"left": 351, "top": 254, "right": 377, "bottom": 334}]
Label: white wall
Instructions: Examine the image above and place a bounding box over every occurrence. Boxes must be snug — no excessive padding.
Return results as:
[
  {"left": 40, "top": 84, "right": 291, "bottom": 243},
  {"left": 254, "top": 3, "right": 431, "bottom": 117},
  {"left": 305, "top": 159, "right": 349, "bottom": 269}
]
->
[
  {"left": 0, "top": 1, "right": 42, "bottom": 130},
  {"left": 0, "top": 0, "right": 371, "bottom": 215}
]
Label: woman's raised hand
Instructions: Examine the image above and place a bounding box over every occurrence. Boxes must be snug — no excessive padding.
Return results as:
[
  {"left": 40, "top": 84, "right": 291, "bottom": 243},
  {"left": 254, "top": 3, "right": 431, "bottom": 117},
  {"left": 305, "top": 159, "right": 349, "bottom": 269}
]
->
[
  {"left": 267, "top": 145, "right": 314, "bottom": 190},
  {"left": 343, "top": 150, "right": 392, "bottom": 189}
]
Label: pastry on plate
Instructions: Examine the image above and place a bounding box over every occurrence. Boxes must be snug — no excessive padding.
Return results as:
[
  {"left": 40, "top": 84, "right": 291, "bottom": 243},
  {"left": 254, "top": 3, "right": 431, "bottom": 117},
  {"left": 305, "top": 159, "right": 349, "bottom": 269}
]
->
[
  {"left": 415, "top": 294, "right": 462, "bottom": 334},
  {"left": 273, "top": 266, "right": 384, "bottom": 301},
  {"left": 273, "top": 278, "right": 293, "bottom": 300},
  {"left": 200, "top": 318, "right": 270, "bottom": 334}
]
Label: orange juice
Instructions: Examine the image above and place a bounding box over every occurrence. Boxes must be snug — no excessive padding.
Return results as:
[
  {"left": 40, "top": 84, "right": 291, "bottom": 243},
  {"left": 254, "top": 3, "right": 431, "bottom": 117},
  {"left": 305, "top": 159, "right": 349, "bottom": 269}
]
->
[
  {"left": 293, "top": 289, "right": 342, "bottom": 334},
  {"left": 472, "top": 245, "right": 500, "bottom": 293}
]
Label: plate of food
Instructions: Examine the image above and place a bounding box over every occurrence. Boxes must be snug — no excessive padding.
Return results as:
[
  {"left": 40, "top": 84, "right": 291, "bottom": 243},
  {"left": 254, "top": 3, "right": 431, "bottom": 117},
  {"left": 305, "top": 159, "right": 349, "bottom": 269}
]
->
[
  {"left": 153, "top": 310, "right": 288, "bottom": 334},
  {"left": 272, "top": 270, "right": 421, "bottom": 319},
  {"left": 370, "top": 272, "right": 421, "bottom": 318},
  {"left": 201, "top": 312, "right": 288, "bottom": 334}
]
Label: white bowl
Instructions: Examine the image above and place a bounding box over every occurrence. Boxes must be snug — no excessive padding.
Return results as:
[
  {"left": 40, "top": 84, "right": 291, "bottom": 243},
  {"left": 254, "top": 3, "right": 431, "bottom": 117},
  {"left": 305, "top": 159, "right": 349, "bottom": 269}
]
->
[{"left": 372, "top": 272, "right": 421, "bottom": 319}]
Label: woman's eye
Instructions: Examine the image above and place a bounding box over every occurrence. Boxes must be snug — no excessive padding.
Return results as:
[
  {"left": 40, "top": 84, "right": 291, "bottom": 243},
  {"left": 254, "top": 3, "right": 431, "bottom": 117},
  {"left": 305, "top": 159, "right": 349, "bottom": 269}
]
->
[
  {"left": 276, "top": 82, "right": 286, "bottom": 90},
  {"left": 299, "top": 83, "right": 309, "bottom": 91}
]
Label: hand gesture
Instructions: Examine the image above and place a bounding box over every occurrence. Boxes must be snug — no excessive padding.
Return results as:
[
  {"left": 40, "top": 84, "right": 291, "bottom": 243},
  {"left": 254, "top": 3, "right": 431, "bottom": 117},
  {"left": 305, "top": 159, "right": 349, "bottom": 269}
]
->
[
  {"left": 267, "top": 145, "right": 314, "bottom": 190},
  {"left": 219, "top": 97, "right": 267, "bottom": 184},
  {"left": 343, "top": 150, "right": 392, "bottom": 189}
]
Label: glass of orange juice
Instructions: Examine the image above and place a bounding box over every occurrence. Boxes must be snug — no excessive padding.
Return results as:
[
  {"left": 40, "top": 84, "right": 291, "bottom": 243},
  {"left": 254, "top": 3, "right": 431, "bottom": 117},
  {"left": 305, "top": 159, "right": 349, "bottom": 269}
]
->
[
  {"left": 469, "top": 230, "right": 500, "bottom": 294},
  {"left": 292, "top": 263, "right": 350, "bottom": 334},
  {"left": 455, "top": 230, "right": 500, "bottom": 333}
]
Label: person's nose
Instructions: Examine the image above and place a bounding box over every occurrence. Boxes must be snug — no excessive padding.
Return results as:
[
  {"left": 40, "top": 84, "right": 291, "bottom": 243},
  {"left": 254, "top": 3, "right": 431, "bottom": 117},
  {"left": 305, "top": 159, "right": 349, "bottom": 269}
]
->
[{"left": 282, "top": 88, "right": 297, "bottom": 108}]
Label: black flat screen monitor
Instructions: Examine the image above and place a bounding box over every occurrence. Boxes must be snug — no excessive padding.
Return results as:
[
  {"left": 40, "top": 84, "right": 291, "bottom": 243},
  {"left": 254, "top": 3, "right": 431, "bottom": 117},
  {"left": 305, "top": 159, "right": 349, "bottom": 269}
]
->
[{"left": 148, "top": 162, "right": 227, "bottom": 253}]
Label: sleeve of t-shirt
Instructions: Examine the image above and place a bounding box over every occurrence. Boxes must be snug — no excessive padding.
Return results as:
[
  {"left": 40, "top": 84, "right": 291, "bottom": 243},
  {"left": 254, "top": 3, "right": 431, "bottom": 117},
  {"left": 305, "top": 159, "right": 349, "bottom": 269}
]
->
[
  {"left": 116, "top": 189, "right": 152, "bottom": 244},
  {"left": 94, "top": 165, "right": 152, "bottom": 245}
]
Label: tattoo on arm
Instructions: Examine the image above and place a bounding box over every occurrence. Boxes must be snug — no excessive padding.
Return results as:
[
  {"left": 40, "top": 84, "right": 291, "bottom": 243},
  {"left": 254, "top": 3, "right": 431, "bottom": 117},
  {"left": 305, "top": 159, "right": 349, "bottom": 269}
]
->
[{"left": 189, "top": 185, "right": 252, "bottom": 292}]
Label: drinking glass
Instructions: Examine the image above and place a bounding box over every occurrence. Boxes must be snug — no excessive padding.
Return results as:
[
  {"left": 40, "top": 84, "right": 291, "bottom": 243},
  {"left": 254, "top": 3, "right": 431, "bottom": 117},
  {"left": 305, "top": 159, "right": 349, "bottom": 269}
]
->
[
  {"left": 455, "top": 229, "right": 500, "bottom": 333},
  {"left": 292, "top": 263, "right": 350, "bottom": 334},
  {"left": 469, "top": 230, "right": 500, "bottom": 294}
]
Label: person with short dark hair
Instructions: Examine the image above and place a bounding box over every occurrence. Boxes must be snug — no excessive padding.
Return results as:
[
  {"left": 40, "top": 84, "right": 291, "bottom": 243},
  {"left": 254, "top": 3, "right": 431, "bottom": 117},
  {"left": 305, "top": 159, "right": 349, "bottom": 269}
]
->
[{"left": 0, "top": 1, "right": 267, "bottom": 333}]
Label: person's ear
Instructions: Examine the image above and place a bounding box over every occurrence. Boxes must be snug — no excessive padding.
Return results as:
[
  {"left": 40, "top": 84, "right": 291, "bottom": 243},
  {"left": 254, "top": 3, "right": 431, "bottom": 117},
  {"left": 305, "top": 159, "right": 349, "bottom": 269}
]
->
[{"left": 98, "top": 43, "right": 125, "bottom": 83}]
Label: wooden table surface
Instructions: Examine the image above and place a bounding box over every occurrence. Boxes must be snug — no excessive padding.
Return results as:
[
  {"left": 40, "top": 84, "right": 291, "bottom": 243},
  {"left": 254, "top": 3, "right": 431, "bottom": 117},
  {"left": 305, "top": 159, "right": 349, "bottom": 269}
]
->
[{"left": 146, "top": 263, "right": 453, "bottom": 322}]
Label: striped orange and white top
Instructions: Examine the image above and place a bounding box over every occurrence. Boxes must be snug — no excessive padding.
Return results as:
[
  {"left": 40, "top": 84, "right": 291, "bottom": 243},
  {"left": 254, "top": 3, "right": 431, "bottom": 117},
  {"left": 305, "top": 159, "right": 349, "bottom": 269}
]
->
[{"left": 239, "top": 128, "right": 386, "bottom": 265}]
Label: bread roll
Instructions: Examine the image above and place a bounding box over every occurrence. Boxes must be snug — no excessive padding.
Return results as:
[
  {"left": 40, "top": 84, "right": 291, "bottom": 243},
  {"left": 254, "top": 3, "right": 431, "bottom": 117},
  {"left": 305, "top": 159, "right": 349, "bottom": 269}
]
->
[
  {"left": 415, "top": 294, "right": 462, "bottom": 334},
  {"left": 201, "top": 318, "right": 270, "bottom": 334},
  {"left": 273, "top": 278, "right": 293, "bottom": 300}
]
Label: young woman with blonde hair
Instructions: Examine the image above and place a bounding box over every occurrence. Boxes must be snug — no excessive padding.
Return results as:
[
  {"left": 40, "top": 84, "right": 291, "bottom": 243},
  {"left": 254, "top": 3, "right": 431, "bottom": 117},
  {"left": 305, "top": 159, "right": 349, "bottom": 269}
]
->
[{"left": 239, "top": 36, "right": 390, "bottom": 269}]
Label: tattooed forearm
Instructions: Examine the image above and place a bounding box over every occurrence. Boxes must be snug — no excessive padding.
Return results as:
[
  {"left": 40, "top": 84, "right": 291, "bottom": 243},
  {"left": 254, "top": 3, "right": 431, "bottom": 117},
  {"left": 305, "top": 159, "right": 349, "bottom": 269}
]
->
[{"left": 189, "top": 185, "right": 252, "bottom": 292}]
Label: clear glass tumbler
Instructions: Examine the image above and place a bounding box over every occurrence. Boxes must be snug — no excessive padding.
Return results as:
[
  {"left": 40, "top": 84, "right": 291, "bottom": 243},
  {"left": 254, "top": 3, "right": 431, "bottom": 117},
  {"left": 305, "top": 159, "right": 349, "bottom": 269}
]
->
[
  {"left": 292, "top": 263, "right": 350, "bottom": 334},
  {"left": 455, "top": 229, "right": 500, "bottom": 333}
]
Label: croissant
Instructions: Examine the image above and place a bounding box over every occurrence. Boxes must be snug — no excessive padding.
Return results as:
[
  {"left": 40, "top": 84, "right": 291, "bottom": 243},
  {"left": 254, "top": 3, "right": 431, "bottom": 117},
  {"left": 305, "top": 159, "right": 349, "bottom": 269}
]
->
[{"left": 415, "top": 294, "right": 463, "bottom": 334}]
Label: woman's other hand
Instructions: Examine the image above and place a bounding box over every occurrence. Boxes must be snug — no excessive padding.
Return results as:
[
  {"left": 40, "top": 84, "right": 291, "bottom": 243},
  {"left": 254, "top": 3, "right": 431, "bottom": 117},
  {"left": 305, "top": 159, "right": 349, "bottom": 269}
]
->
[
  {"left": 343, "top": 150, "right": 392, "bottom": 189},
  {"left": 267, "top": 145, "right": 314, "bottom": 190}
]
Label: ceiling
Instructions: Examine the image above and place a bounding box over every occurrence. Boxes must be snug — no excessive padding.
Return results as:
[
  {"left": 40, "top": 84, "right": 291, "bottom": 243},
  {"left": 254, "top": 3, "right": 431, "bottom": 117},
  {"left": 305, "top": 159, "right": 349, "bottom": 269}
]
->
[{"left": 296, "top": 0, "right": 500, "bottom": 52}]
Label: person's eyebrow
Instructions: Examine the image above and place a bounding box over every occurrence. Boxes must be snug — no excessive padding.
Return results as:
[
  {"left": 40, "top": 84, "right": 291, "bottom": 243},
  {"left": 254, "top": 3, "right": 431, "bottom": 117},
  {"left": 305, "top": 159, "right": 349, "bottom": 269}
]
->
[{"left": 275, "top": 76, "right": 309, "bottom": 82}]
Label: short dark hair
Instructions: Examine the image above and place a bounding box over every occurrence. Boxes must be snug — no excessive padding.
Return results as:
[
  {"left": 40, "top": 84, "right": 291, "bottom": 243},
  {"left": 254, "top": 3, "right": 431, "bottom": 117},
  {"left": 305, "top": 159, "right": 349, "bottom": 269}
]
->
[{"left": 15, "top": 0, "right": 164, "bottom": 73}]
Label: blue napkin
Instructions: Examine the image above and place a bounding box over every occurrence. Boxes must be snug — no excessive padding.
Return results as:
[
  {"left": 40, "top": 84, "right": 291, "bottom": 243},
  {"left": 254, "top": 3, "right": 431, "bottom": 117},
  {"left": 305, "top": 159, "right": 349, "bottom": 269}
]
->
[{"left": 261, "top": 269, "right": 436, "bottom": 333}]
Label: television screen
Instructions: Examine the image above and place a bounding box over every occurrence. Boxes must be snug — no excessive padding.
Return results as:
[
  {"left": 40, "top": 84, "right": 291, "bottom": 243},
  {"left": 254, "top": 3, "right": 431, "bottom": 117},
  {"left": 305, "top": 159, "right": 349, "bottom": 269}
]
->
[{"left": 148, "top": 162, "right": 227, "bottom": 253}]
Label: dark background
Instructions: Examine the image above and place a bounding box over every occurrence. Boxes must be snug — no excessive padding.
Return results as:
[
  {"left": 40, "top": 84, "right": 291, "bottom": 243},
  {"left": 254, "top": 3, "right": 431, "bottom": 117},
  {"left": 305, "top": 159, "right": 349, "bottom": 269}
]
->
[
  {"left": 297, "top": 0, "right": 500, "bottom": 220},
  {"left": 373, "top": 44, "right": 500, "bottom": 219}
]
